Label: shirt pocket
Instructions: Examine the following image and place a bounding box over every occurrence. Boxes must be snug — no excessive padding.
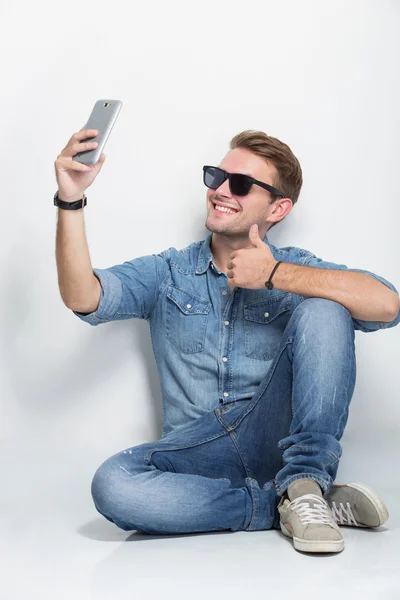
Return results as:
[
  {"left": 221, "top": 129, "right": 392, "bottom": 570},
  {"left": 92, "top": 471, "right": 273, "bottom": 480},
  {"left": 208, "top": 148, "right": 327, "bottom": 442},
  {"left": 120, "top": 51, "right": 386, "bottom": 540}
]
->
[
  {"left": 165, "top": 285, "right": 212, "bottom": 354},
  {"left": 244, "top": 295, "right": 291, "bottom": 361}
]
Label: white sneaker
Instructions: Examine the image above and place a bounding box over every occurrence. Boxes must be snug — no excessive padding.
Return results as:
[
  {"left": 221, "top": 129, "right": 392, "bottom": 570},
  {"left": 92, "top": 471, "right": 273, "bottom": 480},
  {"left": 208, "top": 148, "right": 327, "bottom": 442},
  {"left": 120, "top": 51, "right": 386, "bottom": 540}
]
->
[
  {"left": 278, "top": 493, "right": 344, "bottom": 553},
  {"left": 327, "top": 482, "right": 389, "bottom": 528}
]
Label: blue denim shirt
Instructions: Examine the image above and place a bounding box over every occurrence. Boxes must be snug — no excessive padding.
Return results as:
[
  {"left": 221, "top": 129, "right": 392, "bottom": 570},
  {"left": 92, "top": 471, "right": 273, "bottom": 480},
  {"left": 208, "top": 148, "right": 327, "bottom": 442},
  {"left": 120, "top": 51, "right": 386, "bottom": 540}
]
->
[{"left": 73, "top": 232, "right": 400, "bottom": 437}]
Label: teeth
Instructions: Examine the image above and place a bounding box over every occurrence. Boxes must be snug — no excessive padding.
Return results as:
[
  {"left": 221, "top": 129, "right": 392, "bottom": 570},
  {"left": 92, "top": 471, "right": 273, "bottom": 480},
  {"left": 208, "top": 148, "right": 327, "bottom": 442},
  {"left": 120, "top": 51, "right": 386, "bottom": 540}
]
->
[{"left": 214, "top": 204, "right": 237, "bottom": 214}]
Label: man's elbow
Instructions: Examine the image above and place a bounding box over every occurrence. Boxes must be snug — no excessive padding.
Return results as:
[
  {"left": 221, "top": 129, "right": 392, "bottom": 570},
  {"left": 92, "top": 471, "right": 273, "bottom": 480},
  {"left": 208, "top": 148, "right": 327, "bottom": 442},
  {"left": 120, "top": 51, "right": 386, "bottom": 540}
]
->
[{"left": 384, "top": 293, "right": 400, "bottom": 322}]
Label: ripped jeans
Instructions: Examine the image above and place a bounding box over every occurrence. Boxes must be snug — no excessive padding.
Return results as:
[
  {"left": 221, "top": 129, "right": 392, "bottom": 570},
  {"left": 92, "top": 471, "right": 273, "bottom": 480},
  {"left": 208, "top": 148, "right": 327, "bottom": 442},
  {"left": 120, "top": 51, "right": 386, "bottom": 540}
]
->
[{"left": 91, "top": 298, "right": 356, "bottom": 533}]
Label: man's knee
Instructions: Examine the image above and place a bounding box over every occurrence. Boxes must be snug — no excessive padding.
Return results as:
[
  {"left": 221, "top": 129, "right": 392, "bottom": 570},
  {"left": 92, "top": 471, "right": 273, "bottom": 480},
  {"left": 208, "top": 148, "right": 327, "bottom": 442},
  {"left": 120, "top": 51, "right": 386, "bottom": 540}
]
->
[
  {"left": 91, "top": 458, "right": 123, "bottom": 518},
  {"left": 90, "top": 454, "right": 143, "bottom": 528},
  {"left": 292, "top": 298, "right": 354, "bottom": 338},
  {"left": 294, "top": 298, "right": 351, "bottom": 320},
  {"left": 288, "top": 298, "right": 356, "bottom": 369},
  {"left": 91, "top": 448, "right": 171, "bottom": 532}
]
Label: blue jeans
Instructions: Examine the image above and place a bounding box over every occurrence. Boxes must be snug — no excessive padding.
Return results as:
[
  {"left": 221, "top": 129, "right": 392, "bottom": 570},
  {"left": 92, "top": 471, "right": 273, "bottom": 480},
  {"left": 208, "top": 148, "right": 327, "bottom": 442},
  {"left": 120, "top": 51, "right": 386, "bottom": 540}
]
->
[{"left": 91, "top": 298, "right": 356, "bottom": 533}]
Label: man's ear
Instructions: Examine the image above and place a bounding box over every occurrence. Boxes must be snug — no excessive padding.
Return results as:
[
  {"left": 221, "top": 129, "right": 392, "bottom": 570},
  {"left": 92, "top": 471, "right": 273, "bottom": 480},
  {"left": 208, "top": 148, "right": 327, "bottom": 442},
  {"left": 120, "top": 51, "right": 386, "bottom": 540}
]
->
[{"left": 267, "top": 197, "right": 293, "bottom": 226}]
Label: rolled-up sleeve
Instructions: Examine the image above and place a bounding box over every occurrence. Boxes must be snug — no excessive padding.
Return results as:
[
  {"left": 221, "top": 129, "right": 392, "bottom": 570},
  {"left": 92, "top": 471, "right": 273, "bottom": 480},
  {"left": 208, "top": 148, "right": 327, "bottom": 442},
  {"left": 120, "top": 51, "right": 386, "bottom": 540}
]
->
[
  {"left": 291, "top": 254, "right": 400, "bottom": 332},
  {"left": 72, "top": 252, "right": 169, "bottom": 326}
]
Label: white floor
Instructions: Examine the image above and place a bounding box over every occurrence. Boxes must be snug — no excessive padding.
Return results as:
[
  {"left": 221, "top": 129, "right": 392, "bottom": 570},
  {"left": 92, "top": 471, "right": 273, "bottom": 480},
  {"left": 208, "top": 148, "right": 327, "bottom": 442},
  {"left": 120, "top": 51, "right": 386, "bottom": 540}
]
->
[{"left": 1, "top": 435, "right": 399, "bottom": 600}]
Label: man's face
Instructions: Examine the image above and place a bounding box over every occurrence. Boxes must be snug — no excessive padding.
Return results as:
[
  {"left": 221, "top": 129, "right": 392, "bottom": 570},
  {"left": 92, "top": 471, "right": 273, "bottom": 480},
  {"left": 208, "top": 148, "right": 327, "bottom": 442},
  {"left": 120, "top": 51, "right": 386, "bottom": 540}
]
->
[{"left": 205, "top": 147, "right": 281, "bottom": 239}]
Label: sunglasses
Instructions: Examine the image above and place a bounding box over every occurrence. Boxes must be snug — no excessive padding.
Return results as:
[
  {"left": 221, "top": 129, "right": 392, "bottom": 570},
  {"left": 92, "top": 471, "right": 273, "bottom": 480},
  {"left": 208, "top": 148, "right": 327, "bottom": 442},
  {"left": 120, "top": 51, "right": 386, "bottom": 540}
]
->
[{"left": 203, "top": 165, "right": 285, "bottom": 198}]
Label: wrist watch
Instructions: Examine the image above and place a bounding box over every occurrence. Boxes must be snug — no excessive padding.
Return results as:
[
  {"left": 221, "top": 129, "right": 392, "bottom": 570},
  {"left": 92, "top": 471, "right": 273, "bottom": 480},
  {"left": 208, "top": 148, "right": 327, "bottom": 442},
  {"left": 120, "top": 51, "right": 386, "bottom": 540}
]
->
[{"left": 54, "top": 191, "right": 87, "bottom": 210}]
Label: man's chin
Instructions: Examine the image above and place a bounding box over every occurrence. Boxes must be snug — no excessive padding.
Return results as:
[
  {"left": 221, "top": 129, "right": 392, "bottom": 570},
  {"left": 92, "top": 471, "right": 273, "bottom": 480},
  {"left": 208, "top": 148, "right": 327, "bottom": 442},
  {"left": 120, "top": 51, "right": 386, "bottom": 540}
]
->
[
  {"left": 205, "top": 222, "right": 246, "bottom": 239},
  {"left": 205, "top": 221, "right": 228, "bottom": 234}
]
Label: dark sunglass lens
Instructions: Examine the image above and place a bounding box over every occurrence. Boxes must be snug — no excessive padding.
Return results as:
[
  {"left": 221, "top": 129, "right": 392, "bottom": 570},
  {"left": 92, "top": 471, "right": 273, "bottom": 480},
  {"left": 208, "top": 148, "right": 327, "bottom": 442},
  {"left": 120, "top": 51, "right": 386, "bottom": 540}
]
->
[
  {"left": 231, "top": 174, "right": 252, "bottom": 196},
  {"left": 204, "top": 167, "right": 225, "bottom": 189}
]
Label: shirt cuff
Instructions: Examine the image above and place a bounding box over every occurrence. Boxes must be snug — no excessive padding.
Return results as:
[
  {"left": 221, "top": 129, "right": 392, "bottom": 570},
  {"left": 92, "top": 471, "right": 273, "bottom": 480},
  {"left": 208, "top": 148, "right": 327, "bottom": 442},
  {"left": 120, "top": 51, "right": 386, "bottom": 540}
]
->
[{"left": 72, "top": 268, "right": 123, "bottom": 325}]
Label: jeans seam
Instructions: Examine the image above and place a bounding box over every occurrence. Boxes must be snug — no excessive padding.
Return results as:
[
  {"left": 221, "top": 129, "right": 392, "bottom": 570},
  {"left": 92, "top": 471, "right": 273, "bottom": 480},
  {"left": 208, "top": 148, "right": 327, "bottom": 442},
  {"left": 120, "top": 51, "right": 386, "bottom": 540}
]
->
[
  {"left": 291, "top": 365, "right": 295, "bottom": 416},
  {"left": 247, "top": 478, "right": 258, "bottom": 530},
  {"left": 228, "top": 430, "right": 252, "bottom": 479},
  {"left": 276, "top": 473, "right": 330, "bottom": 495},
  {"left": 280, "top": 444, "right": 340, "bottom": 465},
  {"left": 144, "top": 431, "right": 226, "bottom": 464}
]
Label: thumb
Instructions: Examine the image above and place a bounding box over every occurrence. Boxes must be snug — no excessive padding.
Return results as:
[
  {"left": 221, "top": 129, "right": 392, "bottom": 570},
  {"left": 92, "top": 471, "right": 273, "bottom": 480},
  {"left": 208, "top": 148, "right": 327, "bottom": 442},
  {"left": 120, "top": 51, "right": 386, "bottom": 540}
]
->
[
  {"left": 94, "top": 153, "right": 106, "bottom": 169},
  {"left": 249, "top": 223, "right": 262, "bottom": 247}
]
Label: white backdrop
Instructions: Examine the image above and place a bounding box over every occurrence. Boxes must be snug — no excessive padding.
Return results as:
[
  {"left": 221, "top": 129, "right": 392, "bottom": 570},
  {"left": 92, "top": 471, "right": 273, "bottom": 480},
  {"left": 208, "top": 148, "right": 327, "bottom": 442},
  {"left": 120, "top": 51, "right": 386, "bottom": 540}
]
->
[{"left": 1, "top": 0, "right": 399, "bottom": 476}]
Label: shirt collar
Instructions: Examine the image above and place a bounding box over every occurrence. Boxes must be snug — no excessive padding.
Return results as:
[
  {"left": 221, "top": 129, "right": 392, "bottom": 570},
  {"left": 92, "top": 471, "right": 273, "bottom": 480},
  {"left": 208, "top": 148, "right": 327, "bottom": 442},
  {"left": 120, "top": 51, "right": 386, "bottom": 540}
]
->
[{"left": 196, "top": 231, "right": 274, "bottom": 275}]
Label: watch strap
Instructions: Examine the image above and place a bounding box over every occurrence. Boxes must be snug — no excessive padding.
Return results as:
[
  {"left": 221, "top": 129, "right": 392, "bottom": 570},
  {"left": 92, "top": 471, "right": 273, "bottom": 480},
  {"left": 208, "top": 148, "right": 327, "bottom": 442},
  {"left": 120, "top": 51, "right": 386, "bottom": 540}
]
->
[
  {"left": 54, "top": 191, "right": 87, "bottom": 210},
  {"left": 265, "top": 260, "right": 283, "bottom": 290}
]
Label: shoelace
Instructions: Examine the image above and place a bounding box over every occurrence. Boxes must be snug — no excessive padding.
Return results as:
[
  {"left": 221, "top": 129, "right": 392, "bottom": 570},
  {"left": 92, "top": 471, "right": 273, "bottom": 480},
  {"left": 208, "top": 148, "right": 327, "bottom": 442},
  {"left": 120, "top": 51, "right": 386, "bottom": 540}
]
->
[
  {"left": 330, "top": 501, "right": 358, "bottom": 526},
  {"left": 289, "top": 494, "right": 335, "bottom": 525}
]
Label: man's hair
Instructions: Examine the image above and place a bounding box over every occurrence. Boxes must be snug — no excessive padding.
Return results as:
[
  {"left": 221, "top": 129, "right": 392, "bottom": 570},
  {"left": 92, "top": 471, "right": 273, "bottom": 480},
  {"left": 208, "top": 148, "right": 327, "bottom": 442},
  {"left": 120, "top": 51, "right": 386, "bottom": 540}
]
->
[{"left": 229, "top": 130, "right": 303, "bottom": 230}]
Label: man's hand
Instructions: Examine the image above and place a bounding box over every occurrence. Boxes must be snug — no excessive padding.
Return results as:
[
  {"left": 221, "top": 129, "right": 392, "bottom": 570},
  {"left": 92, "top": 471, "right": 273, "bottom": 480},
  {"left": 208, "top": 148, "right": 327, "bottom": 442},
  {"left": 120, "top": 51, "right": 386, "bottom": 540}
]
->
[{"left": 227, "top": 224, "right": 278, "bottom": 291}]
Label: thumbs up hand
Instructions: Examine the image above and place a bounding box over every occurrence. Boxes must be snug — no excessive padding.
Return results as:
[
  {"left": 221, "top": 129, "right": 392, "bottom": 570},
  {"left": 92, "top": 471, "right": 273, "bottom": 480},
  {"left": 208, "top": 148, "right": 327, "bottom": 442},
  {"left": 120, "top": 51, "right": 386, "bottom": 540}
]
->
[{"left": 227, "top": 224, "right": 278, "bottom": 291}]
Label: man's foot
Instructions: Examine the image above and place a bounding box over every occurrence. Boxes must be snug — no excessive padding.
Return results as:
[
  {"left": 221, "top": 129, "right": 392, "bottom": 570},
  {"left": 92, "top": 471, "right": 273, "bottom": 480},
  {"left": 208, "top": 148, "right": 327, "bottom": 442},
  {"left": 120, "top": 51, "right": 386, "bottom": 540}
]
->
[
  {"left": 327, "top": 482, "right": 389, "bottom": 528},
  {"left": 278, "top": 493, "right": 344, "bottom": 553}
]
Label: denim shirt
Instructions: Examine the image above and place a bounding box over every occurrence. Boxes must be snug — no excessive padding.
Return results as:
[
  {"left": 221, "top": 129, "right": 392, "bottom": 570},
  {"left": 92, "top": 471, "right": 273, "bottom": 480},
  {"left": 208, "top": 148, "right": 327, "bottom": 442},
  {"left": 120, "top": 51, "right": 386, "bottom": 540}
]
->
[{"left": 73, "top": 232, "right": 400, "bottom": 437}]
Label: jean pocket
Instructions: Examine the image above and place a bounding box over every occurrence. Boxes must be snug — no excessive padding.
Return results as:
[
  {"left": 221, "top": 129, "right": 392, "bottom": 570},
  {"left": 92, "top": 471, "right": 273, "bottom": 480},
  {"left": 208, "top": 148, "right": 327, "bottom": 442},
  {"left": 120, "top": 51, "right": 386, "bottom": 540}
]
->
[
  {"left": 166, "top": 285, "right": 212, "bottom": 354},
  {"left": 244, "top": 295, "right": 291, "bottom": 361}
]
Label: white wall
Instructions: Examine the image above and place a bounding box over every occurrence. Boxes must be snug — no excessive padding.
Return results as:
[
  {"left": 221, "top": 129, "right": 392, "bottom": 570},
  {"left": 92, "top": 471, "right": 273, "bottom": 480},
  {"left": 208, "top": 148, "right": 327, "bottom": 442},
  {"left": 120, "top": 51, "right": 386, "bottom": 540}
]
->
[{"left": 1, "top": 0, "right": 399, "bottom": 471}]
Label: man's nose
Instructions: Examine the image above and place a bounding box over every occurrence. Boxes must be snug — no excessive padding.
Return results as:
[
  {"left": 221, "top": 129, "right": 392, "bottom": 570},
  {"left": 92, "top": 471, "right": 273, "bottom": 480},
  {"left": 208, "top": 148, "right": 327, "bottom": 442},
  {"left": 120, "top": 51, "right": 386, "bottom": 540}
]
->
[{"left": 216, "top": 178, "right": 231, "bottom": 197}]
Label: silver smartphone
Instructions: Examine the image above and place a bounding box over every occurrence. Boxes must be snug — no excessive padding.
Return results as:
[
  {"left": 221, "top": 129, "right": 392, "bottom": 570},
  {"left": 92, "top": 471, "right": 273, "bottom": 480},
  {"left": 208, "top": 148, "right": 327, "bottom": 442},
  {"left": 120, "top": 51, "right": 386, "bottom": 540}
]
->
[{"left": 74, "top": 99, "right": 123, "bottom": 165}]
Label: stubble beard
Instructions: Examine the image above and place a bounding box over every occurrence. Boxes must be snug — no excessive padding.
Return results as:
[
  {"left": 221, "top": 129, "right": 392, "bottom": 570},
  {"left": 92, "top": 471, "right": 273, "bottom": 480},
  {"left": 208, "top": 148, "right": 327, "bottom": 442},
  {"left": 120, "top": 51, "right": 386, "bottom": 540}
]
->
[{"left": 205, "top": 215, "right": 255, "bottom": 242}]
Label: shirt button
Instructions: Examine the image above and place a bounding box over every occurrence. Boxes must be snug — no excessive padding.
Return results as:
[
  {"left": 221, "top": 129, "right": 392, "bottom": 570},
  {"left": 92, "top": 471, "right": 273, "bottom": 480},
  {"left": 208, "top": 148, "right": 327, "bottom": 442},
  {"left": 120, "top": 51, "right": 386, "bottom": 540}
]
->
[
  {"left": 224, "top": 320, "right": 229, "bottom": 326},
  {"left": 223, "top": 392, "right": 229, "bottom": 397},
  {"left": 222, "top": 357, "right": 228, "bottom": 362},
  {"left": 222, "top": 290, "right": 227, "bottom": 295},
  {"left": 186, "top": 304, "right": 192, "bottom": 309},
  {"left": 264, "top": 312, "right": 269, "bottom": 317}
]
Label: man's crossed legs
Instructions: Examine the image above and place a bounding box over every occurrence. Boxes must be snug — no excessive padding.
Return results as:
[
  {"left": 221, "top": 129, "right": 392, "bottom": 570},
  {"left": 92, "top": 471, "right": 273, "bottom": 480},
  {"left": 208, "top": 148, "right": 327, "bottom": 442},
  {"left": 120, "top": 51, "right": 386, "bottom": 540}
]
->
[{"left": 91, "top": 298, "right": 388, "bottom": 553}]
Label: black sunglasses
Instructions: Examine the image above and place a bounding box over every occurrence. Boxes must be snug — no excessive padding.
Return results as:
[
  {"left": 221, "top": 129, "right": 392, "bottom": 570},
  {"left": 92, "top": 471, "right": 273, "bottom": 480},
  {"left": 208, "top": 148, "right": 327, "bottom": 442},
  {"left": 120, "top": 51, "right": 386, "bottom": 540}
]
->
[{"left": 203, "top": 165, "right": 285, "bottom": 198}]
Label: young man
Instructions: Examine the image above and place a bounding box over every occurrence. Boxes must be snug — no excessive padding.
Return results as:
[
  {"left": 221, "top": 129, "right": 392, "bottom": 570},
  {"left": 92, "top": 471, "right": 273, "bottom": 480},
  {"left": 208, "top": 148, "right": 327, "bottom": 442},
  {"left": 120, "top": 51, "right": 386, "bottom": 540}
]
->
[{"left": 55, "top": 129, "right": 400, "bottom": 553}]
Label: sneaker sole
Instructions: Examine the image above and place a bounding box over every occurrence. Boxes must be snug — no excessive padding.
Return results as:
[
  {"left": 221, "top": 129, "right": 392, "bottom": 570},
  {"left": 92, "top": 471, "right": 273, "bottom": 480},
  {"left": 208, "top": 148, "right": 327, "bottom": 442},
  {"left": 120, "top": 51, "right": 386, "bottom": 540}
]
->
[
  {"left": 333, "top": 482, "right": 389, "bottom": 527},
  {"left": 280, "top": 522, "right": 344, "bottom": 553}
]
